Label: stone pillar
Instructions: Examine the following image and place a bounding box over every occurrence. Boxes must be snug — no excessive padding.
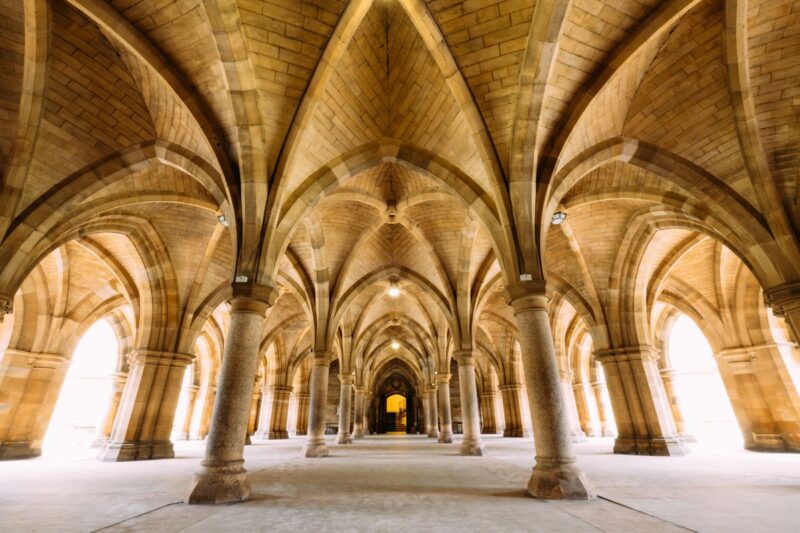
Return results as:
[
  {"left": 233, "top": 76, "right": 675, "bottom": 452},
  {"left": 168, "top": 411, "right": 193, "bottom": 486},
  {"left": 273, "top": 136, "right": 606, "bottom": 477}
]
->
[
  {"left": 302, "top": 352, "right": 331, "bottom": 457},
  {"left": 659, "top": 368, "right": 693, "bottom": 441},
  {"left": 196, "top": 385, "right": 216, "bottom": 440},
  {"left": 92, "top": 371, "right": 130, "bottom": 447},
  {"left": 591, "top": 381, "right": 615, "bottom": 437},
  {"left": 337, "top": 375, "right": 353, "bottom": 444},
  {"left": 353, "top": 386, "right": 365, "bottom": 439},
  {"left": 560, "top": 371, "right": 586, "bottom": 442},
  {"left": 246, "top": 386, "right": 261, "bottom": 444},
  {"left": 99, "top": 351, "right": 194, "bottom": 462},
  {"left": 499, "top": 383, "right": 526, "bottom": 437},
  {"left": 0, "top": 350, "right": 67, "bottom": 459},
  {"left": 478, "top": 391, "right": 498, "bottom": 434},
  {"left": 295, "top": 391, "right": 310, "bottom": 436},
  {"left": 715, "top": 344, "right": 800, "bottom": 451},
  {"left": 427, "top": 388, "right": 440, "bottom": 438},
  {"left": 363, "top": 390, "right": 371, "bottom": 434},
  {"left": 174, "top": 383, "right": 198, "bottom": 442},
  {"left": 509, "top": 285, "right": 594, "bottom": 499},
  {"left": 185, "top": 288, "right": 273, "bottom": 504},
  {"left": 255, "top": 385, "right": 292, "bottom": 440},
  {"left": 572, "top": 382, "right": 596, "bottom": 437},
  {"left": 594, "top": 345, "right": 687, "bottom": 456},
  {"left": 436, "top": 374, "right": 453, "bottom": 443}
]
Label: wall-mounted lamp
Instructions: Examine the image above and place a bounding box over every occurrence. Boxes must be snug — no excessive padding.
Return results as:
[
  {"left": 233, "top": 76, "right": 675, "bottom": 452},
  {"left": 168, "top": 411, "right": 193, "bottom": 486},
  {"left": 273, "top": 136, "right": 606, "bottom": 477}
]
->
[
  {"left": 391, "top": 340, "right": 400, "bottom": 350},
  {"left": 551, "top": 211, "right": 567, "bottom": 225},
  {"left": 217, "top": 213, "right": 229, "bottom": 227}
]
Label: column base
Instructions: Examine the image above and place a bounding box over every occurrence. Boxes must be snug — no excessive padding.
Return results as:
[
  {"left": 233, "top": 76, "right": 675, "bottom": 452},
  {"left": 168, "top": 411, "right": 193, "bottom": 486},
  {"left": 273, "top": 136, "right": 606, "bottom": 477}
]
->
[
  {"left": 527, "top": 460, "right": 595, "bottom": 500},
  {"left": 503, "top": 428, "right": 524, "bottom": 438},
  {"left": 353, "top": 429, "right": 365, "bottom": 439},
  {"left": 185, "top": 462, "right": 250, "bottom": 505},
  {"left": 336, "top": 433, "right": 353, "bottom": 444},
  {"left": 438, "top": 431, "right": 453, "bottom": 444},
  {"left": 302, "top": 440, "right": 330, "bottom": 457},
  {"left": 571, "top": 430, "right": 587, "bottom": 443},
  {"left": 90, "top": 437, "right": 109, "bottom": 448},
  {"left": 481, "top": 427, "right": 498, "bottom": 435},
  {"left": 175, "top": 432, "right": 191, "bottom": 441},
  {"left": 427, "top": 429, "right": 440, "bottom": 438},
  {"left": 98, "top": 440, "right": 175, "bottom": 462},
  {"left": 602, "top": 429, "right": 616, "bottom": 437},
  {"left": 613, "top": 436, "right": 688, "bottom": 456},
  {"left": 245, "top": 434, "right": 252, "bottom": 445},
  {"left": 745, "top": 433, "right": 800, "bottom": 452},
  {"left": 269, "top": 430, "right": 289, "bottom": 440},
  {"left": 295, "top": 430, "right": 307, "bottom": 436},
  {"left": 0, "top": 442, "right": 41, "bottom": 460},
  {"left": 459, "top": 440, "right": 485, "bottom": 456}
]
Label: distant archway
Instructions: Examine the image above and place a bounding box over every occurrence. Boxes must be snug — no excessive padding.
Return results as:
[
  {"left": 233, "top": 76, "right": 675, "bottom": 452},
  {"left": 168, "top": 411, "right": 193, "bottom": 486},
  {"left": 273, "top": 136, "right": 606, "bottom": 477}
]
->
[
  {"left": 667, "top": 315, "right": 742, "bottom": 449},
  {"left": 385, "top": 394, "right": 407, "bottom": 434},
  {"left": 42, "top": 320, "right": 119, "bottom": 458}
]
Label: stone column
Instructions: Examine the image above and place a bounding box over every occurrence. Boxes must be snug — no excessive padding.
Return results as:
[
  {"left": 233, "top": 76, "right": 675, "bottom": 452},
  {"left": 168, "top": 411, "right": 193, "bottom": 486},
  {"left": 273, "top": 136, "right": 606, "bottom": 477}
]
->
[
  {"left": 560, "top": 370, "right": 586, "bottom": 442},
  {"left": 594, "top": 346, "right": 687, "bottom": 456},
  {"left": 363, "top": 390, "right": 371, "bottom": 434},
  {"left": 302, "top": 352, "right": 332, "bottom": 457},
  {"left": 0, "top": 350, "right": 67, "bottom": 459},
  {"left": 353, "top": 386, "right": 365, "bottom": 439},
  {"left": 591, "top": 381, "right": 615, "bottom": 437},
  {"left": 659, "top": 368, "right": 693, "bottom": 441},
  {"left": 572, "top": 382, "right": 596, "bottom": 437},
  {"left": 99, "top": 351, "right": 194, "bottom": 461},
  {"left": 479, "top": 391, "right": 498, "bottom": 434},
  {"left": 715, "top": 344, "right": 800, "bottom": 451},
  {"left": 255, "top": 385, "right": 292, "bottom": 440},
  {"left": 246, "top": 386, "right": 261, "bottom": 444},
  {"left": 499, "top": 383, "right": 526, "bottom": 437},
  {"left": 337, "top": 375, "right": 353, "bottom": 444},
  {"left": 436, "top": 374, "right": 453, "bottom": 443},
  {"left": 427, "top": 388, "right": 440, "bottom": 438},
  {"left": 185, "top": 287, "right": 273, "bottom": 504},
  {"left": 294, "top": 392, "right": 310, "bottom": 436},
  {"left": 174, "top": 383, "right": 198, "bottom": 442},
  {"left": 253, "top": 385, "right": 272, "bottom": 440},
  {"left": 196, "top": 385, "right": 217, "bottom": 439},
  {"left": 509, "top": 284, "right": 594, "bottom": 499},
  {"left": 92, "top": 371, "right": 130, "bottom": 447},
  {"left": 268, "top": 386, "right": 291, "bottom": 439}
]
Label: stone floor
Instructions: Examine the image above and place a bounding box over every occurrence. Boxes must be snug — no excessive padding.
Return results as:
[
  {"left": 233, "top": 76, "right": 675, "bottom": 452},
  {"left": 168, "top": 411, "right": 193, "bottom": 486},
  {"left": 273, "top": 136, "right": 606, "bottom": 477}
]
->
[{"left": 1, "top": 435, "right": 799, "bottom": 532}]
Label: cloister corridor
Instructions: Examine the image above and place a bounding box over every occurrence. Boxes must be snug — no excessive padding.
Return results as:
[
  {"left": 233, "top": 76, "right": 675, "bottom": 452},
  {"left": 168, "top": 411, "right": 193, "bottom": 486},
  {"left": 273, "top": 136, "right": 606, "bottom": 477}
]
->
[{"left": 2, "top": 435, "right": 799, "bottom": 532}]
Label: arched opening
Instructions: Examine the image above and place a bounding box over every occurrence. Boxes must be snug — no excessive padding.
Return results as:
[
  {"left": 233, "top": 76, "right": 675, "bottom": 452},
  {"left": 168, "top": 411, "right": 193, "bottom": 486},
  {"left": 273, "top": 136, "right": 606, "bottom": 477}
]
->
[
  {"left": 385, "top": 393, "right": 407, "bottom": 434},
  {"left": 667, "top": 314, "right": 743, "bottom": 450},
  {"left": 42, "top": 319, "right": 119, "bottom": 458}
]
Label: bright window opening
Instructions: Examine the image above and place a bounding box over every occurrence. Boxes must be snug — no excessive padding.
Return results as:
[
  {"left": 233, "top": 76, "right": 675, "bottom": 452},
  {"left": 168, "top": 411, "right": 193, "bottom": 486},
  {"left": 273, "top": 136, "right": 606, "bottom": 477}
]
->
[
  {"left": 668, "top": 314, "right": 743, "bottom": 450},
  {"left": 42, "top": 319, "right": 118, "bottom": 458}
]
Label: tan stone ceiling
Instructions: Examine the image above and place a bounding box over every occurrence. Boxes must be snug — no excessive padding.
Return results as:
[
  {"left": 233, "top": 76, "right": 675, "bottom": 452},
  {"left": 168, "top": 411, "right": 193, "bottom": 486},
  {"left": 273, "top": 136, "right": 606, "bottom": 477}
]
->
[{"left": 0, "top": 0, "right": 798, "bottom": 387}]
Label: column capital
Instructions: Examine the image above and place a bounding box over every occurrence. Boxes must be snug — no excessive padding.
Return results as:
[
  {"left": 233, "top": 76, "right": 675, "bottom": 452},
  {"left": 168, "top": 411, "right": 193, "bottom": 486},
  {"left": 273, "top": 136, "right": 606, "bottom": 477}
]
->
[
  {"left": 435, "top": 373, "right": 452, "bottom": 384},
  {"left": 505, "top": 279, "right": 549, "bottom": 313},
  {"left": 764, "top": 282, "right": 800, "bottom": 316},
  {"left": 659, "top": 367, "right": 679, "bottom": 380},
  {"left": 354, "top": 385, "right": 365, "bottom": 393},
  {"left": 269, "top": 384, "right": 293, "bottom": 394},
  {"left": 312, "top": 351, "right": 334, "bottom": 366},
  {"left": 133, "top": 350, "right": 195, "bottom": 367},
  {"left": 453, "top": 350, "right": 476, "bottom": 365},
  {"left": 230, "top": 282, "right": 279, "bottom": 315},
  {"left": 3, "top": 349, "right": 67, "bottom": 368},
  {"left": 339, "top": 374, "right": 354, "bottom": 385},
  {"left": 478, "top": 391, "right": 496, "bottom": 399},
  {"left": 499, "top": 382, "right": 523, "bottom": 391},
  {"left": 594, "top": 345, "right": 660, "bottom": 363}
]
